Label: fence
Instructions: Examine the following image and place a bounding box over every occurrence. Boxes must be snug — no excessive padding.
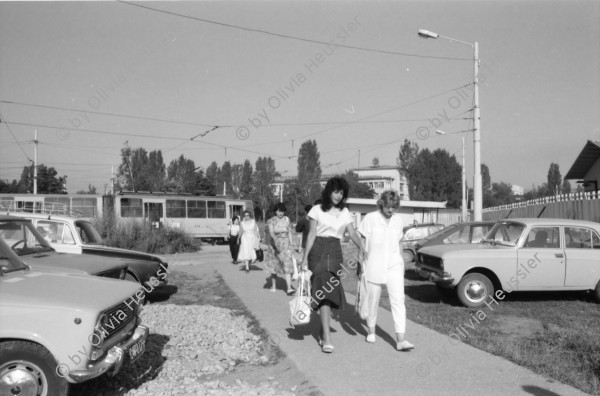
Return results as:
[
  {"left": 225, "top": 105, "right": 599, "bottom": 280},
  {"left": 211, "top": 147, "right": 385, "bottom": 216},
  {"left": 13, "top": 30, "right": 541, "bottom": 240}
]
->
[{"left": 482, "top": 191, "right": 600, "bottom": 222}]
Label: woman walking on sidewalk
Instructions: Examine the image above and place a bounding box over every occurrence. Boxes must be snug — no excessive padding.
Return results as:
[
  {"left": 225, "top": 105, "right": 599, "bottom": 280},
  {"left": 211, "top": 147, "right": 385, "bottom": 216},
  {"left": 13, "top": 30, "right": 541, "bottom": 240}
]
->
[
  {"left": 357, "top": 190, "right": 414, "bottom": 351},
  {"left": 237, "top": 210, "right": 259, "bottom": 272},
  {"left": 300, "top": 176, "right": 365, "bottom": 353},
  {"left": 264, "top": 202, "right": 296, "bottom": 294}
]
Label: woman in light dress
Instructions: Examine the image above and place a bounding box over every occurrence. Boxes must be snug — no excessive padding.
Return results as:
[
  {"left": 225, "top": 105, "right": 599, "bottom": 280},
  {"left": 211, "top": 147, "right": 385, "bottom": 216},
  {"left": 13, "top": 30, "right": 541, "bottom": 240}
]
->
[
  {"left": 264, "top": 202, "right": 296, "bottom": 294},
  {"left": 237, "top": 210, "right": 259, "bottom": 272}
]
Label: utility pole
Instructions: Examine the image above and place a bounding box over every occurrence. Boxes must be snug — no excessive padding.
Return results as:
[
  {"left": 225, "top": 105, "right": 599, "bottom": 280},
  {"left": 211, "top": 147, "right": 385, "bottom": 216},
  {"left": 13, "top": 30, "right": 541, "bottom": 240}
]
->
[{"left": 33, "top": 130, "right": 38, "bottom": 194}]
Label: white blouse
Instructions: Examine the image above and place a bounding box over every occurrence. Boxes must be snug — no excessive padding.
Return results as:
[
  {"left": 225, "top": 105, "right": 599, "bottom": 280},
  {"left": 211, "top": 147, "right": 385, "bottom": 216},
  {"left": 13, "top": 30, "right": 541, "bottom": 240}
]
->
[
  {"left": 358, "top": 211, "right": 404, "bottom": 283},
  {"left": 308, "top": 205, "right": 353, "bottom": 239}
]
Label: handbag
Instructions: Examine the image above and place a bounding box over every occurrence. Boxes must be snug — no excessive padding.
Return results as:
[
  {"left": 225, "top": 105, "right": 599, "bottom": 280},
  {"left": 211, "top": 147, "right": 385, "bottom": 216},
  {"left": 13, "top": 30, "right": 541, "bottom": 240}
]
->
[
  {"left": 255, "top": 249, "right": 264, "bottom": 262},
  {"left": 289, "top": 270, "right": 311, "bottom": 326},
  {"left": 355, "top": 260, "right": 370, "bottom": 320}
]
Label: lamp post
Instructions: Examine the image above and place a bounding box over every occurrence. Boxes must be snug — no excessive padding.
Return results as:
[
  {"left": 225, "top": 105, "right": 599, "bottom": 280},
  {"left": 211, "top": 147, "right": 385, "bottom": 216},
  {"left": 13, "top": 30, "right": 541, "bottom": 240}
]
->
[
  {"left": 436, "top": 130, "right": 467, "bottom": 221},
  {"left": 418, "top": 29, "right": 482, "bottom": 221}
]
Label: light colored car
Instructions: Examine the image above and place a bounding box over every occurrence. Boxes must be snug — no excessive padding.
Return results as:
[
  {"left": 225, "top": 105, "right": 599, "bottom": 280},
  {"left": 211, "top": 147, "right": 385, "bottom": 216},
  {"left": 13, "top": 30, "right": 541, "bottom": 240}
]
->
[
  {"left": 401, "top": 223, "right": 445, "bottom": 263},
  {"left": 0, "top": 237, "right": 149, "bottom": 395},
  {"left": 6, "top": 212, "right": 168, "bottom": 292},
  {"left": 0, "top": 215, "right": 128, "bottom": 280},
  {"left": 415, "top": 218, "right": 600, "bottom": 308}
]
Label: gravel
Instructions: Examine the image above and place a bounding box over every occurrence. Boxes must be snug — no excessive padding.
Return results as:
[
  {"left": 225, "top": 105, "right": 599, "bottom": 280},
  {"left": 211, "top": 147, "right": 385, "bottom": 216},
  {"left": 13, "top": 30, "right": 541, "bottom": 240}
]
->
[{"left": 71, "top": 304, "right": 296, "bottom": 396}]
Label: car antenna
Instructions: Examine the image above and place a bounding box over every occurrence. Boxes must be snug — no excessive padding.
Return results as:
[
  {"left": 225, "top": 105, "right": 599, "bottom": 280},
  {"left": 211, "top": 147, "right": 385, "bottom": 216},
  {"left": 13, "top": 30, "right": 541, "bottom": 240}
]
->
[
  {"left": 504, "top": 209, "right": 513, "bottom": 219},
  {"left": 537, "top": 206, "right": 547, "bottom": 218}
]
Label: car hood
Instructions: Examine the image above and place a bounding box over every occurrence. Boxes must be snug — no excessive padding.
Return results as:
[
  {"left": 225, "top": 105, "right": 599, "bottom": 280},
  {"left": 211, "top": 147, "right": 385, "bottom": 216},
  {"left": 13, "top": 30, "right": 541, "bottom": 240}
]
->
[
  {"left": 0, "top": 271, "right": 140, "bottom": 311},
  {"left": 20, "top": 251, "right": 127, "bottom": 275},
  {"left": 418, "top": 243, "right": 512, "bottom": 258},
  {"left": 82, "top": 245, "right": 166, "bottom": 264}
]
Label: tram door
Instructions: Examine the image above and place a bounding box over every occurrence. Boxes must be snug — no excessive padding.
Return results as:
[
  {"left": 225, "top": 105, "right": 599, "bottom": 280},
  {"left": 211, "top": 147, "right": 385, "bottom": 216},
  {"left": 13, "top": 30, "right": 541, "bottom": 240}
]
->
[
  {"left": 144, "top": 202, "right": 164, "bottom": 229},
  {"left": 229, "top": 204, "right": 244, "bottom": 220}
]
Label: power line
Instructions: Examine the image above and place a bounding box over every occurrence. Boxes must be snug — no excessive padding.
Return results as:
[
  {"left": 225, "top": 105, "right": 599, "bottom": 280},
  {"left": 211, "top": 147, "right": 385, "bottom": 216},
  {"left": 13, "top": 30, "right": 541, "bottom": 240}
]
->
[
  {"left": 118, "top": 1, "right": 471, "bottom": 62},
  {"left": 0, "top": 110, "right": 33, "bottom": 163}
]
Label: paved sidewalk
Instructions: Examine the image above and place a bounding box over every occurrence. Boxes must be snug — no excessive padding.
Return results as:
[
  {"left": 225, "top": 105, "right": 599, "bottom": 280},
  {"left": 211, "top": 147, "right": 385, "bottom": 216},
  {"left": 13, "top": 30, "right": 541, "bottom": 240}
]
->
[{"left": 179, "top": 247, "right": 589, "bottom": 396}]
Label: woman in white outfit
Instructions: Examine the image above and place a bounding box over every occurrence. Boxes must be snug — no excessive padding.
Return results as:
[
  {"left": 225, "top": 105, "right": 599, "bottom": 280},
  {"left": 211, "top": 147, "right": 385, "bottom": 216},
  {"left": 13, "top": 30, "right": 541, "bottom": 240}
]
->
[
  {"left": 237, "top": 210, "right": 259, "bottom": 272},
  {"left": 357, "top": 190, "right": 414, "bottom": 351}
]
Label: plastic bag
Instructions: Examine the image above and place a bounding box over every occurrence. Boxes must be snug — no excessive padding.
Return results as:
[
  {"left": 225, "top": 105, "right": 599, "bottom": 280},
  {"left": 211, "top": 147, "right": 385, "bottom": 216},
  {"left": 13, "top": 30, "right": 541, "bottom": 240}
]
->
[
  {"left": 355, "top": 261, "right": 369, "bottom": 320},
  {"left": 289, "top": 271, "right": 311, "bottom": 326}
]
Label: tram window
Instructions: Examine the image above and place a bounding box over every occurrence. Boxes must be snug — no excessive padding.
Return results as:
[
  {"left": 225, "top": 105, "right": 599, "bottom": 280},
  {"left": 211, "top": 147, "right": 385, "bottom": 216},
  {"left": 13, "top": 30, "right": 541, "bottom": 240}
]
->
[
  {"left": 72, "top": 198, "right": 98, "bottom": 217},
  {"left": 188, "top": 200, "right": 206, "bottom": 218},
  {"left": 166, "top": 200, "right": 186, "bottom": 218},
  {"left": 45, "top": 197, "right": 70, "bottom": 214},
  {"left": 208, "top": 201, "right": 226, "bottom": 219},
  {"left": 121, "top": 198, "right": 143, "bottom": 217}
]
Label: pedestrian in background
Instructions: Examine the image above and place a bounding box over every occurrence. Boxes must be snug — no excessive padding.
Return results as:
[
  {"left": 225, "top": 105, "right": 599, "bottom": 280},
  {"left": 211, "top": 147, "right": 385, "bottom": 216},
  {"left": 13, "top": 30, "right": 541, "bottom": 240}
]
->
[
  {"left": 357, "top": 190, "right": 414, "bottom": 351},
  {"left": 228, "top": 216, "right": 240, "bottom": 264},
  {"left": 264, "top": 202, "right": 296, "bottom": 294},
  {"left": 237, "top": 210, "right": 259, "bottom": 272},
  {"left": 300, "top": 176, "right": 365, "bottom": 353},
  {"left": 295, "top": 204, "right": 312, "bottom": 253}
]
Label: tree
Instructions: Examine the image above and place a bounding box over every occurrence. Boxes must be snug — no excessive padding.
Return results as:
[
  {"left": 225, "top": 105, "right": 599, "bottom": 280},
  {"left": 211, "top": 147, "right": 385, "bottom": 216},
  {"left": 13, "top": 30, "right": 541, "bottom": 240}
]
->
[
  {"left": 372, "top": 157, "right": 379, "bottom": 167},
  {"left": 343, "top": 171, "right": 376, "bottom": 198},
  {"left": 116, "top": 143, "right": 165, "bottom": 191},
  {"left": 296, "top": 140, "right": 322, "bottom": 206},
  {"left": 240, "top": 160, "right": 253, "bottom": 199},
  {"left": 230, "top": 164, "right": 244, "bottom": 198},
  {"left": 547, "top": 163, "right": 562, "bottom": 195},
  {"left": 205, "top": 162, "right": 220, "bottom": 195},
  {"left": 397, "top": 139, "right": 419, "bottom": 171},
  {"left": 481, "top": 164, "right": 491, "bottom": 191},
  {"left": 166, "top": 155, "right": 197, "bottom": 193},
  {"left": 16, "top": 164, "right": 67, "bottom": 194},
  {"left": 252, "top": 157, "right": 278, "bottom": 221},
  {"left": 219, "top": 161, "right": 232, "bottom": 196},
  {"left": 406, "top": 148, "right": 462, "bottom": 208},
  {"left": 562, "top": 179, "right": 572, "bottom": 194},
  {"left": 487, "top": 182, "right": 515, "bottom": 207}
]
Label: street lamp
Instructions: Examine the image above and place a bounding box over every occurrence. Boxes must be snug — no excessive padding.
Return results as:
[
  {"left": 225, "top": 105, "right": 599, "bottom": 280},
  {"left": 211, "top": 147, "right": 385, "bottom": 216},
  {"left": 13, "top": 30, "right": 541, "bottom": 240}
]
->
[
  {"left": 418, "top": 28, "right": 482, "bottom": 221},
  {"left": 436, "top": 130, "right": 467, "bottom": 221}
]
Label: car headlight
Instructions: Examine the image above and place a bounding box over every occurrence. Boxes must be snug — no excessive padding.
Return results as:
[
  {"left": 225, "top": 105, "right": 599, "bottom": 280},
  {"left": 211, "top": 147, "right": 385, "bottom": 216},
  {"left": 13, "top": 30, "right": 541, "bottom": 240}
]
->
[{"left": 89, "top": 313, "right": 109, "bottom": 360}]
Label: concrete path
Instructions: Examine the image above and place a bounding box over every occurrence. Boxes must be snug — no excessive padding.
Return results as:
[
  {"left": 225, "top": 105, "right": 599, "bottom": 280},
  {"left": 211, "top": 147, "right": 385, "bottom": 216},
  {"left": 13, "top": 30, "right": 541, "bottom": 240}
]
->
[{"left": 175, "top": 246, "right": 589, "bottom": 396}]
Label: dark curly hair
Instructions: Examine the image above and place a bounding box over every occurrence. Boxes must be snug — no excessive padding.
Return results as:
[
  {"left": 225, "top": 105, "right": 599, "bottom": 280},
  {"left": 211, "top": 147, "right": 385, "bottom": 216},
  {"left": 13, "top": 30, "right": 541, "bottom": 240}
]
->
[
  {"left": 274, "top": 202, "right": 286, "bottom": 213},
  {"left": 320, "top": 176, "right": 350, "bottom": 211}
]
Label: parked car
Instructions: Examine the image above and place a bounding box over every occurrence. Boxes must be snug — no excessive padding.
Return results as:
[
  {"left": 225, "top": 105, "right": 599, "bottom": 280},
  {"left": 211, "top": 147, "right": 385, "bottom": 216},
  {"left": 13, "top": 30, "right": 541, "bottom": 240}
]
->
[
  {"left": 415, "top": 218, "right": 600, "bottom": 308},
  {"left": 6, "top": 212, "right": 168, "bottom": 291},
  {"left": 0, "top": 237, "right": 149, "bottom": 395},
  {"left": 414, "top": 221, "right": 496, "bottom": 252},
  {"left": 401, "top": 223, "right": 445, "bottom": 263},
  {"left": 0, "top": 215, "right": 127, "bottom": 280}
]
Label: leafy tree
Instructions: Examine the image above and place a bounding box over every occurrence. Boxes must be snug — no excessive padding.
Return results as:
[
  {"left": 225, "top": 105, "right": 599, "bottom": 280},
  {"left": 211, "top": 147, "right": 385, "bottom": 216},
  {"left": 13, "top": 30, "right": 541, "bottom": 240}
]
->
[
  {"left": 252, "top": 157, "right": 278, "bottom": 221},
  {"left": 16, "top": 164, "right": 67, "bottom": 194},
  {"left": 372, "top": 157, "right": 379, "bottom": 167},
  {"left": 562, "top": 179, "right": 572, "bottom": 194},
  {"left": 240, "top": 160, "right": 253, "bottom": 199},
  {"left": 397, "top": 139, "right": 419, "bottom": 170},
  {"left": 296, "top": 140, "right": 322, "bottom": 205},
  {"left": 166, "top": 155, "right": 197, "bottom": 193},
  {"left": 205, "top": 161, "right": 220, "bottom": 194},
  {"left": 219, "top": 161, "right": 232, "bottom": 196},
  {"left": 407, "top": 148, "right": 461, "bottom": 208},
  {"left": 547, "top": 163, "right": 562, "bottom": 195},
  {"left": 343, "top": 171, "right": 376, "bottom": 198},
  {"left": 194, "top": 168, "right": 217, "bottom": 196},
  {"left": 481, "top": 163, "right": 491, "bottom": 191},
  {"left": 230, "top": 164, "right": 243, "bottom": 198},
  {"left": 116, "top": 143, "right": 165, "bottom": 191},
  {"left": 486, "top": 182, "right": 515, "bottom": 207}
]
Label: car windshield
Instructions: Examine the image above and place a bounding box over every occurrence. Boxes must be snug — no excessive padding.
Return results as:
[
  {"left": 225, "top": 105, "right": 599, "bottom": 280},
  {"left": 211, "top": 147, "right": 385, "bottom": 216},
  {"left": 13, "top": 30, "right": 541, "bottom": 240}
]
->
[
  {"left": 75, "top": 220, "right": 103, "bottom": 244},
  {"left": 0, "top": 238, "right": 29, "bottom": 274},
  {"left": 484, "top": 222, "right": 525, "bottom": 246},
  {"left": 0, "top": 220, "right": 55, "bottom": 256}
]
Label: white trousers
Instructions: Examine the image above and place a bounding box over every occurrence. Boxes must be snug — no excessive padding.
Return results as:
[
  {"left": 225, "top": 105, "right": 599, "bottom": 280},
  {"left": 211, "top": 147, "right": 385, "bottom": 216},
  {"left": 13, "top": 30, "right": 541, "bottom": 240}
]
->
[{"left": 366, "top": 265, "right": 406, "bottom": 334}]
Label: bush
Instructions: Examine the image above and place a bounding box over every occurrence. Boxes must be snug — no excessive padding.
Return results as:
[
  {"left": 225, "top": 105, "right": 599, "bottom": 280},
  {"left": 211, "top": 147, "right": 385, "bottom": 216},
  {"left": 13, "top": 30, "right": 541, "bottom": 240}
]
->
[{"left": 92, "top": 215, "right": 200, "bottom": 254}]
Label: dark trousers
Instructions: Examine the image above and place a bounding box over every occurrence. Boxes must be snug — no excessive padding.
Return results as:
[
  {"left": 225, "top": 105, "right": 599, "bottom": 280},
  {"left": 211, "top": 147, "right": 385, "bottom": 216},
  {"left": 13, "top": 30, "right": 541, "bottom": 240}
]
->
[{"left": 229, "top": 235, "right": 239, "bottom": 261}]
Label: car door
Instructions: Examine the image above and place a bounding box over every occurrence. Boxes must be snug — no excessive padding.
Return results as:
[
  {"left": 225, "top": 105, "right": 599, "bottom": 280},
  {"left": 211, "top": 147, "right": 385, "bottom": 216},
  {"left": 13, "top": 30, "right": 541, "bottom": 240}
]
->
[
  {"left": 564, "top": 226, "right": 600, "bottom": 288},
  {"left": 37, "top": 219, "right": 82, "bottom": 254},
  {"left": 516, "top": 226, "right": 565, "bottom": 289}
]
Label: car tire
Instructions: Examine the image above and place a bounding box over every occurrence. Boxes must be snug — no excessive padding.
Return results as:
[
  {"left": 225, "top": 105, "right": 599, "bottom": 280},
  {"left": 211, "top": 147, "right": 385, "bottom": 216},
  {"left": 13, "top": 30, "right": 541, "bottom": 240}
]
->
[
  {"left": 594, "top": 280, "right": 600, "bottom": 303},
  {"left": 403, "top": 249, "right": 415, "bottom": 263},
  {"left": 457, "top": 273, "right": 494, "bottom": 308},
  {"left": 125, "top": 272, "right": 139, "bottom": 284},
  {"left": 0, "top": 341, "right": 68, "bottom": 396}
]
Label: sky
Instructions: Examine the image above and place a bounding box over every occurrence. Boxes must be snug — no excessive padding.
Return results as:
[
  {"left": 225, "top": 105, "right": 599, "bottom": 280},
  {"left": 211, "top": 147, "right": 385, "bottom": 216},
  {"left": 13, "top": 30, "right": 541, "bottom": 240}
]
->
[{"left": 1, "top": 0, "right": 599, "bottom": 194}]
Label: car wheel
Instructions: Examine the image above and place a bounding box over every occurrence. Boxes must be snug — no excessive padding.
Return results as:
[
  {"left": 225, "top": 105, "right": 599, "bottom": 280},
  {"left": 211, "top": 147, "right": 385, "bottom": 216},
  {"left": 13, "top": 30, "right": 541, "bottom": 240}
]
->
[
  {"left": 0, "top": 341, "right": 68, "bottom": 396},
  {"left": 595, "top": 280, "right": 600, "bottom": 303},
  {"left": 125, "top": 272, "right": 139, "bottom": 284},
  {"left": 457, "top": 273, "right": 494, "bottom": 308},
  {"left": 403, "top": 249, "right": 415, "bottom": 263}
]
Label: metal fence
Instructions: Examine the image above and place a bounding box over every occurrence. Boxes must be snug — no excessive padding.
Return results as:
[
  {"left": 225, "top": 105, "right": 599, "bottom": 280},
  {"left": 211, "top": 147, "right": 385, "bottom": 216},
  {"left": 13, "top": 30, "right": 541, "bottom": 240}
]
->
[{"left": 482, "top": 191, "right": 600, "bottom": 222}]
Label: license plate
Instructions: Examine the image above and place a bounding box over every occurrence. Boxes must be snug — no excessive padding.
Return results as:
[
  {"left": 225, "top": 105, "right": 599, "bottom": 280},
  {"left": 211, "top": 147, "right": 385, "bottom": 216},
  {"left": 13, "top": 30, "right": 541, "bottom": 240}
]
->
[{"left": 128, "top": 338, "right": 146, "bottom": 362}]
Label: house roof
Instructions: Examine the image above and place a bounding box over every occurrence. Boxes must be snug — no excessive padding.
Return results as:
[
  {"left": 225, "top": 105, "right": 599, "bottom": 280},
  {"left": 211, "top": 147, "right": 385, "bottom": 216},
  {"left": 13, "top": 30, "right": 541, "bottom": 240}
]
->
[{"left": 565, "top": 140, "right": 600, "bottom": 179}]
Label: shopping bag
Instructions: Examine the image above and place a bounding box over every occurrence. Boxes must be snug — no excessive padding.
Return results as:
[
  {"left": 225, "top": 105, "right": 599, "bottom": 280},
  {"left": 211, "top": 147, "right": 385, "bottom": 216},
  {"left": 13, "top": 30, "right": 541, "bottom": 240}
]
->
[
  {"left": 289, "top": 271, "right": 311, "bottom": 326},
  {"left": 355, "top": 261, "right": 369, "bottom": 320}
]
